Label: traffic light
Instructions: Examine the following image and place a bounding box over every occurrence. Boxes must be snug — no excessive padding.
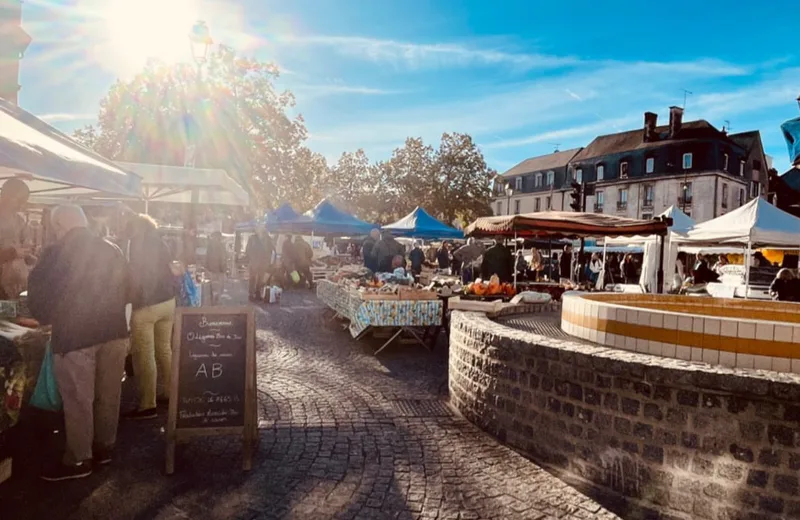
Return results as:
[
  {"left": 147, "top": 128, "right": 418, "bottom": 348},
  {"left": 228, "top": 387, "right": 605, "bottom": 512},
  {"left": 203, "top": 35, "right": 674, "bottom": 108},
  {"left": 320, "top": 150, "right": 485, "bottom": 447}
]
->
[{"left": 569, "top": 182, "right": 582, "bottom": 212}]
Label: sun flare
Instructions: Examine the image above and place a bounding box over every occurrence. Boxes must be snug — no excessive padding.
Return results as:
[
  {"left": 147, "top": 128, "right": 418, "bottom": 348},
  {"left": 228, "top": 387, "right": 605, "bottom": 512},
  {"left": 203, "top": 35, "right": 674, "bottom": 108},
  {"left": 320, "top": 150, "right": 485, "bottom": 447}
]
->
[{"left": 99, "top": 0, "right": 201, "bottom": 70}]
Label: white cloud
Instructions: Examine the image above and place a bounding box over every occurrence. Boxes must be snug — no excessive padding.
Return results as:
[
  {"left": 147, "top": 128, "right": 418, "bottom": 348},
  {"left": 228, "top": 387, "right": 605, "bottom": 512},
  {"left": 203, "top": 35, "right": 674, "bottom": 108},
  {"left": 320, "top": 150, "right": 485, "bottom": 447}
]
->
[
  {"left": 293, "top": 83, "right": 404, "bottom": 98},
  {"left": 37, "top": 113, "right": 96, "bottom": 123},
  {"left": 277, "top": 35, "right": 579, "bottom": 71}
]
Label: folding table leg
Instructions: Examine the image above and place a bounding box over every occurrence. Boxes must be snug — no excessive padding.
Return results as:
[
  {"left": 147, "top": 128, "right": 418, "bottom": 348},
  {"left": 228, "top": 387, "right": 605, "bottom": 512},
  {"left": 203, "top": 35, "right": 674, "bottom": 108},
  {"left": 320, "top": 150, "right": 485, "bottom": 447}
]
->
[{"left": 374, "top": 328, "right": 404, "bottom": 355}]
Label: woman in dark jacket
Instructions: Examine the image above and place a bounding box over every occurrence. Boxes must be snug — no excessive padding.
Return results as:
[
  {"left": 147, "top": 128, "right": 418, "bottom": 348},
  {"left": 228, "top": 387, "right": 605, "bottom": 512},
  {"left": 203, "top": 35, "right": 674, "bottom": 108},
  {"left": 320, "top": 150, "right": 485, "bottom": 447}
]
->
[
  {"left": 770, "top": 269, "right": 800, "bottom": 302},
  {"left": 125, "top": 214, "right": 177, "bottom": 419}
]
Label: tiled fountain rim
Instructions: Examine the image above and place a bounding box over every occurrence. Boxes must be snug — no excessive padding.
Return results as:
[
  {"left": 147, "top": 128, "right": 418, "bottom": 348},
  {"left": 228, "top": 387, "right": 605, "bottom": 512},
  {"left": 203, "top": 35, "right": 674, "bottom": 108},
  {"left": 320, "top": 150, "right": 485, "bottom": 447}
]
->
[
  {"left": 580, "top": 293, "right": 800, "bottom": 325},
  {"left": 471, "top": 309, "right": 800, "bottom": 390}
]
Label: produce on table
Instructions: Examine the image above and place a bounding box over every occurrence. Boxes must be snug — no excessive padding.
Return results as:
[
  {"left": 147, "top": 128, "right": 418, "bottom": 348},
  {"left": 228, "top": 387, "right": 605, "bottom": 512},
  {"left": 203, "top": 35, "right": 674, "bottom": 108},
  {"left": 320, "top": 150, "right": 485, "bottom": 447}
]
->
[{"left": 464, "top": 275, "right": 516, "bottom": 297}]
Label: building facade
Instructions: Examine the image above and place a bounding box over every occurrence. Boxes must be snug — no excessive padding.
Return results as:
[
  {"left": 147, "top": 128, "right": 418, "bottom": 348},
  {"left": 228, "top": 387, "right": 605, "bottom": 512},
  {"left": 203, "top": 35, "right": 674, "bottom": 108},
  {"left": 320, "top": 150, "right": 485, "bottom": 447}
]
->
[
  {"left": 493, "top": 107, "right": 770, "bottom": 223},
  {"left": 0, "top": 0, "right": 31, "bottom": 104}
]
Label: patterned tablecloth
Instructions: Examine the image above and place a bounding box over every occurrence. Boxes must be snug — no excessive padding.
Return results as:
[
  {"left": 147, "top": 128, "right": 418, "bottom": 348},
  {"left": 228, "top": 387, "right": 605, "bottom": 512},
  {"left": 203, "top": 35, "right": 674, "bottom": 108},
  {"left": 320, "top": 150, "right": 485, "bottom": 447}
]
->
[{"left": 317, "top": 280, "right": 443, "bottom": 338}]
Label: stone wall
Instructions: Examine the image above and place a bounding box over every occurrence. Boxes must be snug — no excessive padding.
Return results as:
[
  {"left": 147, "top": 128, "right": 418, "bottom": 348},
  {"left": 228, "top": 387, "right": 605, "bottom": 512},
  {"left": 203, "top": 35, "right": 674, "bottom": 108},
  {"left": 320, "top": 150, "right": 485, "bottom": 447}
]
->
[{"left": 449, "top": 310, "right": 800, "bottom": 519}]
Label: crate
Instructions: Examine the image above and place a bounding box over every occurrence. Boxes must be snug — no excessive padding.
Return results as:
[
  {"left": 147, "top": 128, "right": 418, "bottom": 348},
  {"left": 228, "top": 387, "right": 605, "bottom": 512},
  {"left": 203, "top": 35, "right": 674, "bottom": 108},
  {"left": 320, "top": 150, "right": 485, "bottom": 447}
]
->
[
  {"left": 360, "top": 292, "right": 400, "bottom": 301},
  {"left": 398, "top": 288, "right": 439, "bottom": 301},
  {"left": 448, "top": 296, "right": 503, "bottom": 313}
]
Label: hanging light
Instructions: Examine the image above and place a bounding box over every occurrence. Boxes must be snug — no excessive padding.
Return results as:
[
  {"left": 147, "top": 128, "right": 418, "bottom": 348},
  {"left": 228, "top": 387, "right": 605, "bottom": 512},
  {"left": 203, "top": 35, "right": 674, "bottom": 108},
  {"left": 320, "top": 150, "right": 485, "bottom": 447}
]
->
[
  {"left": 189, "top": 20, "right": 213, "bottom": 65},
  {"left": 505, "top": 183, "right": 514, "bottom": 197}
]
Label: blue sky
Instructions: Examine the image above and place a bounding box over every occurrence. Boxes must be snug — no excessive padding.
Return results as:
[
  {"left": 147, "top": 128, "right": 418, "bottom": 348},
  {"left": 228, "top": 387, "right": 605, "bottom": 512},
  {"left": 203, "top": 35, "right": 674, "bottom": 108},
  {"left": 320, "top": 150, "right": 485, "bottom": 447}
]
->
[{"left": 19, "top": 0, "right": 800, "bottom": 174}]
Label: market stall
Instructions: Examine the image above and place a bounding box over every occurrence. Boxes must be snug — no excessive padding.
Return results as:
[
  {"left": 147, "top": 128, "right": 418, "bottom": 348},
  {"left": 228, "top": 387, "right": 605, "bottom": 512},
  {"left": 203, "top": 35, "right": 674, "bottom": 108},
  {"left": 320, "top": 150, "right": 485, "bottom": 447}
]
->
[
  {"left": 317, "top": 270, "right": 443, "bottom": 355},
  {"left": 673, "top": 197, "right": 800, "bottom": 299}
]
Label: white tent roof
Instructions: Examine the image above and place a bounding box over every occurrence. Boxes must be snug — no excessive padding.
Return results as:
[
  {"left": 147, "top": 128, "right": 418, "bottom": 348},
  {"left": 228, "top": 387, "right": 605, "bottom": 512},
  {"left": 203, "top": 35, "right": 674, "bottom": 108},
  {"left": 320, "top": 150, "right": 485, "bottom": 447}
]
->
[
  {"left": 117, "top": 162, "right": 249, "bottom": 206},
  {"left": 606, "top": 205, "right": 695, "bottom": 245},
  {"left": 0, "top": 99, "right": 141, "bottom": 200},
  {"left": 674, "top": 197, "right": 800, "bottom": 246}
]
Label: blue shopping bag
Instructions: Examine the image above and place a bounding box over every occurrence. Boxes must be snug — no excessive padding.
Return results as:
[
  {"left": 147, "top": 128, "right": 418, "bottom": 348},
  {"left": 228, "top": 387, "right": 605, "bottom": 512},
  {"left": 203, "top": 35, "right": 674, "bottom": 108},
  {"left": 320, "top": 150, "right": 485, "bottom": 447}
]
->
[{"left": 29, "top": 340, "right": 62, "bottom": 412}]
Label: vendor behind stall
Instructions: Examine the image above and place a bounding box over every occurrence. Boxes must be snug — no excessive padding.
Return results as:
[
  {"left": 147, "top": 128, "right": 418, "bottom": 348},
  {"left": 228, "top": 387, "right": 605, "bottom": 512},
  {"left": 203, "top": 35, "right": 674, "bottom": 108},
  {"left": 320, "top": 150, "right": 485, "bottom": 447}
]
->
[{"left": 0, "top": 179, "right": 31, "bottom": 299}]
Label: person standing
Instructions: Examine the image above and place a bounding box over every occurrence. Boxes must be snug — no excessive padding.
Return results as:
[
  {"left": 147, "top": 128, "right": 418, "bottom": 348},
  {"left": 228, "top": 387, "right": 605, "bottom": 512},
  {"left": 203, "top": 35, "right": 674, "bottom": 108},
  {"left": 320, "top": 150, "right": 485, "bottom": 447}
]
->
[
  {"left": 481, "top": 240, "right": 514, "bottom": 283},
  {"left": 559, "top": 244, "right": 573, "bottom": 285},
  {"left": 621, "top": 253, "right": 638, "bottom": 284},
  {"left": 589, "top": 252, "right": 603, "bottom": 285},
  {"left": 362, "top": 229, "right": 380, "bottom": 272},
  {"left": 245, "top": 228, "right": 270, "bottom": 300},
  {"left": 28, "top": 205, "right": 130, "bottom": 480},
  {"left": 0, "top": 179, "right": 31, "bottom": 299},
  {"left": 205, "top": 231, "right": 227, "bottom": 304},
  {"left": 436, "top": 243, "right": 451, "bottom": 273},
  {"left": 408, "top": 241, "right": 425, "bottom": 277},
  {"left": 453, "top": 238, "right": 485, "bottom": 283},
  {"left": 294, "top": 235, "right": 314, "bottom": 289},
  {"left": 374, "top": 232, "right": 403, "bottom": 273},
  {"left": 124, "top": 214, "right": 177, "bottom": 420}
]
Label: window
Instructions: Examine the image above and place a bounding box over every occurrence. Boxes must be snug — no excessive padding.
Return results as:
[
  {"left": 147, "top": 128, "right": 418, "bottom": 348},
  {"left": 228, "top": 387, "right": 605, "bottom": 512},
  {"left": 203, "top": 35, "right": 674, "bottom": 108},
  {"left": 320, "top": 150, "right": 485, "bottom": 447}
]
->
[
  {"left": 515, "top": 177, "right": 522, "bottom": 191},
  {"left": 545, "top": 196, "right": 551, "bottom": 210},
  {"left": 751, "top": 181, "right": 760, "bottom": 198},
  {"left": 535, "top": 173, "right": 543, "bottom": 187},
  {"left": 595, "top": 191, "right": 604, "bottom": 212},
  {"left": 617, "top": 188, "right": 628, "bottom": 210},
  {"left": 534, "top": 198, "right": 541, "bottom": 212},
  {"left": 739, "top": 160, "right": 745, "bottom": 176},
  {"left": 620, "top": 161, "right": 629, "bottom": 178},
  {"left": 753, "top": 159, "right": 762, "bottom": 171},
  {"left": 514, "top": 199, "right": 520, "bottom": 214},
  {"left": 596, "top": 165, "right": 604, "bottom": 181},
  {"left": 497, "top": 202, "right": 503, "bottom": 215},
  {"left": 682, "top": 153, "right": 692, "bottom": 170},
  {"left": 643, "top": 185, "right": 654, "bottom": 207},
  {"left": 575, "top": 168, "right": 583, "bottom": 184},
  {"left": 738, "top": 188, "right": 745, "bottom": 206},
  {"left": 546, "top": 171, "right": 554, "bottom": 186},
  {"left": 642, "top": 213, "right": 653, "bottom": 220},
  {"left": 723, "top": 153, "right": 729, "bottom": 172},
  {"left": 722, "top": 184, "right": 728, "bottom": 208},
  {"left": 646, "top": 157, "right": 654, "bottom": 174}
]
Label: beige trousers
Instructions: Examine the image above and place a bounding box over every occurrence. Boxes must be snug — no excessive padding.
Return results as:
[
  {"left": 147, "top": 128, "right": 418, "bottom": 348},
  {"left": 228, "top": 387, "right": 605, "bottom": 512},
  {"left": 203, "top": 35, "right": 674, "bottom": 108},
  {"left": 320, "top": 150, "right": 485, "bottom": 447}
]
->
[
  {"left": 131, "top": 298, "right": 176, "bottom": 411},
  {"left": 53, "top": 338, "right": 130, "bottom": 464}
]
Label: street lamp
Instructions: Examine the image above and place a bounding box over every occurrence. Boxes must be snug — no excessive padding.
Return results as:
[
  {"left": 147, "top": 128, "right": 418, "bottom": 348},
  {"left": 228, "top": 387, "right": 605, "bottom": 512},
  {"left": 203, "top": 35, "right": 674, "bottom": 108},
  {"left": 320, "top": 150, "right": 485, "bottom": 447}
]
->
[
  {"left": 505, "top": 183, "right": 514, "bottom": 215},
  {"left": 189, "top": 21, "right": 213, "bottom": 71}
]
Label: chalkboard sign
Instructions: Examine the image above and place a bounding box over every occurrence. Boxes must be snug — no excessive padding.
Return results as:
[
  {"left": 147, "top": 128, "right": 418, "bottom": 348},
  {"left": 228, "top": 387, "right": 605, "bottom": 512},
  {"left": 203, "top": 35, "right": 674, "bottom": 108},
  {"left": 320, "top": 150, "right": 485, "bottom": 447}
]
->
[{"left": 166, "top": 306, "right": 257, "bottom": 474}]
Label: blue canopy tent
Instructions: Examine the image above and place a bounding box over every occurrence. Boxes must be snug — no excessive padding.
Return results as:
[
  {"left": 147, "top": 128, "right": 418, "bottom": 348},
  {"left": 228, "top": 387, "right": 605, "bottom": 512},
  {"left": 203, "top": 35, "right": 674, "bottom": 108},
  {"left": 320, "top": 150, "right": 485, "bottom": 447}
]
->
[
  {"left": 265, "top": 203, "right": 311, "bottom": 233},
  {"left": 382, "top": 206, "right": 464, "bottom": 239},
  {"left": 0, "top": 98, "right": 141, "bottom": 200},
  {"left": 299, "top": 199, "right": 375, "bottom": 236}
]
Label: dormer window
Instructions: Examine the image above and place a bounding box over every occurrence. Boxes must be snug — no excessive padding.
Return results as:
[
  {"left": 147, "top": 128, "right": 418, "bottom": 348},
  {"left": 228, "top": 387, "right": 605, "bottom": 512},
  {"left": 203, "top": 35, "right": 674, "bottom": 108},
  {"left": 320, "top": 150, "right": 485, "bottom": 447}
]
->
[
  {"left": 682, "top": 153, "right": 692, "bottom": 170},
  {"left": 723, "top": 153, "right": 729, "bottom": 172},
  {"left": 575, "top": 168, "right": 583, "bottom": 184},
  {"left": 645, "top": 157, "right": 654, "bottom": 174},
  {"left": 739, "top": 160, "right": 745, "bottom": 176},
  {"left": 534, "top": 173, "right": 542, "bottom": 187},
  {"left": 620, "top": 161, "right": 629, "bottom": 178},
  {"left": 546, "top": 171, "right": 554, "bottom": 186},
  {"left": 515, "top": 177, "right": 522, "bottom": 191},
  {"left": 596, "top": 164, "right": 604, "bottom": 181}
]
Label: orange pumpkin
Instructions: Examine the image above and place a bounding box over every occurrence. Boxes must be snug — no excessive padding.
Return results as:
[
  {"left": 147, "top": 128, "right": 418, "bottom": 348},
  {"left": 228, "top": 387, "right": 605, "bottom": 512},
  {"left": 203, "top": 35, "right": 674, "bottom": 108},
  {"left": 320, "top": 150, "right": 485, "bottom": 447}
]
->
[{"left": 473, "top": 283, "right": 487, "bottom": 296}]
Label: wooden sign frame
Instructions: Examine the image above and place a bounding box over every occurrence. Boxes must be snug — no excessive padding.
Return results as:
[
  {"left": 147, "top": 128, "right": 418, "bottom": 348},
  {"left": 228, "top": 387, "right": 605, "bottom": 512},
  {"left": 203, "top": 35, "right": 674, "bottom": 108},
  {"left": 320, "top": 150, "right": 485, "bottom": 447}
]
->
[{"left": 165, "top": 306, "right": 257, "bottom": 475}]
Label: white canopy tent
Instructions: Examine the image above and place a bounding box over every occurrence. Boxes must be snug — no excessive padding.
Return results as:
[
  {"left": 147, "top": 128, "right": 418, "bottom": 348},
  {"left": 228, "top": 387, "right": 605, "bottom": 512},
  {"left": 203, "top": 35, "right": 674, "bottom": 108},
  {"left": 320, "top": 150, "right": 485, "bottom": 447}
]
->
[
  {"left": 673, "top": 198, "right": 800, "bottom": 297},
  {"left": 116, "top": 162, "right": 249, "bottom": 211},
  {"left": 603, "top": 206, "right": 695, "bottom": 292},
  {"left": 0, "top": 99, "right": 141, "bottom": 200}
]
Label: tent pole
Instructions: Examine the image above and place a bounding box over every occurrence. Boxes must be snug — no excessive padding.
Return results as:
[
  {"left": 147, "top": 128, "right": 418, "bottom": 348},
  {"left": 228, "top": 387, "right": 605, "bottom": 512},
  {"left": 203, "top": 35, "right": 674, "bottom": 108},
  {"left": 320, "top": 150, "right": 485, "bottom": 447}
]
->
[
  {"left": 513, "top": 231, "right": 518, "bottom": 290},
  {"left": 744, "top": 242, "right": 751, "bottom": 300},
  {"left": 657, "top": 233, "right": 665, "bottom": 294},
  {"left": 601, "top": 239, "right": 608, "bottom": 290}
]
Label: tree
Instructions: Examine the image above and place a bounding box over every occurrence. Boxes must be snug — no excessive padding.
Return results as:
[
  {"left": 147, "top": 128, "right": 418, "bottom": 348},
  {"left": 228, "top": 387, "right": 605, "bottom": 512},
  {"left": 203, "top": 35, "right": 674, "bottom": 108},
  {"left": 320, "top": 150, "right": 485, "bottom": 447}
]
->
[
  {"left": 72, "top": 46, "right": 312, "bottom": 210},
  {"left": 431, "top": 132, "right": 496, "bottom": 226}
]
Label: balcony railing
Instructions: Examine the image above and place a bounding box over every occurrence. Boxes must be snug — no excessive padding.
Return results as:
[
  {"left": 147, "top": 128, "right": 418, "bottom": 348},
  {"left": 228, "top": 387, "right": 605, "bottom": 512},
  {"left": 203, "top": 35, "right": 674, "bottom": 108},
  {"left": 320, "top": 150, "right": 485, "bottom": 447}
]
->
[
  {"left": 642, "top": 200, "right": 654, "bottom": 209},
  {"left": 593, "top": 204, "right": 604, "bottom": 213},
  {"left": 616, "top": 201, "right": 628, "bottom": 211},
  {"left": 678, "top": 196, "right": 693, "bottom": 206}
]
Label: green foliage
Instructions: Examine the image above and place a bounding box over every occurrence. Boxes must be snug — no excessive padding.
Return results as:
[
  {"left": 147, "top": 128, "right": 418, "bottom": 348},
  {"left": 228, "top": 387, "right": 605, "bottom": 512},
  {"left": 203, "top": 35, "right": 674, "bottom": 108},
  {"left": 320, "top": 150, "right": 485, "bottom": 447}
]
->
[{"left": 73, "top": 46, "right": 495, "bottom": 225}]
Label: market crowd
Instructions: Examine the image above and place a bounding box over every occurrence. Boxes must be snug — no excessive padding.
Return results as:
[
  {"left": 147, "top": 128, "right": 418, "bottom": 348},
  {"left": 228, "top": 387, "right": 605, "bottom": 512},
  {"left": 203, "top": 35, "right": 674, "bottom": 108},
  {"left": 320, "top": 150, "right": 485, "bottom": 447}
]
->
[{"left": 0, "top": 179, "right": 193, "bottom": 482}]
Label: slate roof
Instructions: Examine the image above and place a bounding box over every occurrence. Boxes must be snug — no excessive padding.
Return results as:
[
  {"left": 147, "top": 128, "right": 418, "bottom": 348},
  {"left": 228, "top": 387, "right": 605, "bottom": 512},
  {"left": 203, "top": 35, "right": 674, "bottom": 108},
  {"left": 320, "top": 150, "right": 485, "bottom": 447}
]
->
[
  {"left": 571, "top": 120, "right": 740, "bottom": 162},
  {"left": 498, "top": 148, "right": 582, "bottom": 177}
]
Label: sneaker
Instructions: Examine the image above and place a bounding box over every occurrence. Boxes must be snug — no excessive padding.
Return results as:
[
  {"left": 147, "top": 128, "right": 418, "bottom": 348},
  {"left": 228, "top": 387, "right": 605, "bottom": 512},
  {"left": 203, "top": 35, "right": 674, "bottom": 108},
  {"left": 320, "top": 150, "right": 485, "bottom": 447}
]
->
[
  {"left": 41, "top": 461, "right": 92, "bottom": 482},
  {"left": 93, "top": 446, "right": 113, "bottom": 465},
  {"left": 123, "top": 408, "right": 158, "bottom": 420}
]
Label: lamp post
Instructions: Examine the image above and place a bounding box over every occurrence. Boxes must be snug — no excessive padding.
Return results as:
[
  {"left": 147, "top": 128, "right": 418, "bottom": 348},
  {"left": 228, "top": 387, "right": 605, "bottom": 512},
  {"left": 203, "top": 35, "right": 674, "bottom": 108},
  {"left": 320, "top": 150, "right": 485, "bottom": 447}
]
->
[
  {"left": 183, "top": 21, "right": 213, "bottom": 265},
  {"left": 505, "top": 183, "right": 514, "bottom": 215}
]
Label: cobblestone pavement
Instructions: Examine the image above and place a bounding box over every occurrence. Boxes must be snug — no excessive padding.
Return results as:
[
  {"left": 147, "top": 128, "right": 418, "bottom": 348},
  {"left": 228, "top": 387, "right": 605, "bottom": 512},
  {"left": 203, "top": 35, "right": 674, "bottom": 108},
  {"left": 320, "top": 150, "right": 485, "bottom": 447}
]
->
[{"left": 1, "top": 286, "right": 619, "bottom": 520}]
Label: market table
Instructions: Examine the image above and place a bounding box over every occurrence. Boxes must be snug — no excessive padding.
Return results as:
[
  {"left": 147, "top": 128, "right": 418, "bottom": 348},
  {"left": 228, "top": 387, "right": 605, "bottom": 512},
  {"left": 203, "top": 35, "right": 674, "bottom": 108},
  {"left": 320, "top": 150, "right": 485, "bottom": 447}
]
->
[
  {"left": 316, "top": 280, "right": 443, "bottom": 355},
  {"left": 515, "top": 282, "right": 566, "bottom": 301}
]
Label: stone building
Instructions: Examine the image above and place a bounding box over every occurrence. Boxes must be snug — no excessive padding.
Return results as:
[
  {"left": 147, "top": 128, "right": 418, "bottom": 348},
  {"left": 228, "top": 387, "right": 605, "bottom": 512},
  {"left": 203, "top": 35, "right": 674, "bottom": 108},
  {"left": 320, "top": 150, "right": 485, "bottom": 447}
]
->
[
  {"left": 0, "top": 0, "right": 31, "bottom": 104},
  {"left": 493, "top": 107, "right": 770, "bottom": 223}
]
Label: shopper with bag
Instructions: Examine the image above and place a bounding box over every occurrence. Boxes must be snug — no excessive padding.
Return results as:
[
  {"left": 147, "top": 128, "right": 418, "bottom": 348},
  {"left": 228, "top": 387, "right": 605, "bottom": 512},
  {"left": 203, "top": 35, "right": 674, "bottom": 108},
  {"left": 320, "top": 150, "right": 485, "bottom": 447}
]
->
[
  {"left": 28, "top": 205, "right": 130, "bottom": 481},
  {"left": 123, "top": 214, "right": 177, "bottom": 420}
]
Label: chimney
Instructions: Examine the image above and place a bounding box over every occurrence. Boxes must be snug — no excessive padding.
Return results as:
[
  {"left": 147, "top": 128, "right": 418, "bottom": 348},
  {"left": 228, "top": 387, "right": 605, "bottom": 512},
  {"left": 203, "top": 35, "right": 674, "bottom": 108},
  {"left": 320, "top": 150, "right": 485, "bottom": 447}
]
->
[
  {"left": 669, "top": 106, "right": 684, "bottom": 138},
  {"left": 643, "top": 112, "right": 658, "bottom": 142}
]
